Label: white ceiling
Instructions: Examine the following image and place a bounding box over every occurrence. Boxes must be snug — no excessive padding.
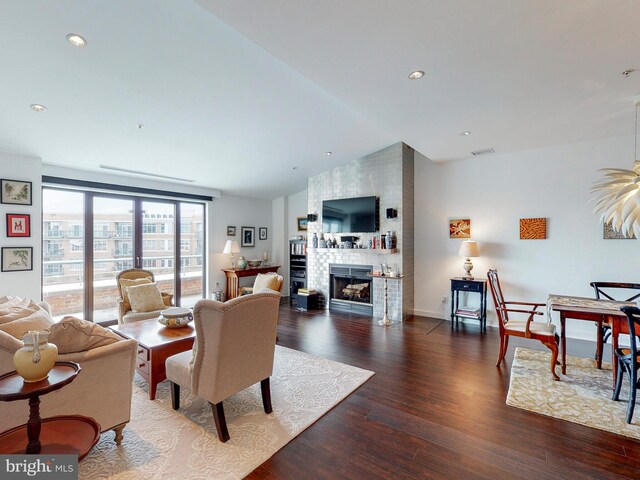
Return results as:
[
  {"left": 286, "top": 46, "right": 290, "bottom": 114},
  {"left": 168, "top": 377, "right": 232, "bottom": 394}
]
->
[{"left": 1, "top": 1, "right": 640, "bottom": 198}]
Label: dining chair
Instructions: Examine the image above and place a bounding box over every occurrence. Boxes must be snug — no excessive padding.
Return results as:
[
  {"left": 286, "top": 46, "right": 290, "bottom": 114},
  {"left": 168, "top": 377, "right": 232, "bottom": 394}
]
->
[
  {"left": 590, "top": 282, "right": 640, "bottom": 368},
  {"left": 613, "top": 306, "right": 640, "bottom": 424},
  {"left": 487, "top": 269, "right": 560, "bottom": 381}
]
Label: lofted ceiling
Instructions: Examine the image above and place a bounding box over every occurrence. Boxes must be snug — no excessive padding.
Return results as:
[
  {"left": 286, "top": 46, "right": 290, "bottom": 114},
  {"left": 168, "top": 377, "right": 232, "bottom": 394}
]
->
[{"left": 1, "top": 1, "right": 639, "bottom": 198}]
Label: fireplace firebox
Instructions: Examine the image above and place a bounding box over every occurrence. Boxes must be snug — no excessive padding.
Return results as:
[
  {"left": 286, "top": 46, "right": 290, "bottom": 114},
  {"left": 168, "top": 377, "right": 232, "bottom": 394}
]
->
[{"left": 329, "top": 264, "right": 373, "bottom": 315}]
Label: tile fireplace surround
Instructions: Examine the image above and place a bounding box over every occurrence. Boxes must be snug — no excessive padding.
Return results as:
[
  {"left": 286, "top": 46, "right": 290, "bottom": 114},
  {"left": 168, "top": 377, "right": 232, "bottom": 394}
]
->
[{"left": 306, "top": 142, "right": 414, "bottom": 321}]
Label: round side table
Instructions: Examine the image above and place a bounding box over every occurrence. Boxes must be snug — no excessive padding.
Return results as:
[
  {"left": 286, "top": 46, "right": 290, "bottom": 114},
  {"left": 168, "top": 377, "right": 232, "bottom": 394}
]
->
[{"left": 0, "top": 361, "right": 101, "bottom": 460}]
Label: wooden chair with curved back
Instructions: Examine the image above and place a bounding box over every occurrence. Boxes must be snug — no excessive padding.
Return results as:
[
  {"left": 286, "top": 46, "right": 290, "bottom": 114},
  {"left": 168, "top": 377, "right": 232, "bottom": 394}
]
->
[
  {"left": 487, "top": 269, "right": 560, "bottom": 381},
  {"left": 614, "top": 306, "right": 640, "bottom": 423},
  {"left": 116, "top": 268, "right": 174, "bottom": 324},
  {"left": 590, "top": 282, "right": 640, "bottom": 368}
]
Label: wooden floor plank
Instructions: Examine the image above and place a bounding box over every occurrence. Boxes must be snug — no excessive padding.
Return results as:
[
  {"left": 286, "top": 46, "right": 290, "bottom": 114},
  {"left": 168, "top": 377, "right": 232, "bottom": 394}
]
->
[{"left": 246, "top": 305, "right": 640, "bottom": 479}]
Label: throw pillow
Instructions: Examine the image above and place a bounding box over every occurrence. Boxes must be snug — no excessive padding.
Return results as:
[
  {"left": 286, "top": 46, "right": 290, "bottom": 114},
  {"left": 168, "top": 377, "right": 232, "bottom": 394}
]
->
[
  {"left": 0, "top": 297, "right": 41, "bottom": 325},
  {"left": 0, "top": 308, "right": 55, "bottom": 339},
  {"left": 119, "top": 277, "right": 152, "bottom": 311},
  {"left": 126, "top": 283, "right": 166, "bottom": 313},
  {"left": 47, "top": 316, "right": 119, "bottom": 354},
  {"left": 253, "top": 273, "right": 281, "bottom": 292}
]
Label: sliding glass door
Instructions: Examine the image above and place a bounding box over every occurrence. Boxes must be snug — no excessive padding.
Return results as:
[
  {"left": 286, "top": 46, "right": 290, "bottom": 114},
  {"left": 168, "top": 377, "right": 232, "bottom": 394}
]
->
[{"left": 42, "top": 187, "right": 206, "bottom": 323}]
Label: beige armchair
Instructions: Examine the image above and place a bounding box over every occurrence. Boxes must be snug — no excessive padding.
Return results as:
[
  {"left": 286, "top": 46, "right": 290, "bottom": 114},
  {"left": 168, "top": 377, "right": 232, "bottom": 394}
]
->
[
  {"left": 116, "top": 268, "right": 173, "bottom": 324},
  {"left": 239, "top": 273, "right": 284, "bottom": 296},
  {"left": 0, "top": 302, "right": 137, "bottom": 444},
  {"left": 165, "top": 291, "right": 281, "bottom": 442}
]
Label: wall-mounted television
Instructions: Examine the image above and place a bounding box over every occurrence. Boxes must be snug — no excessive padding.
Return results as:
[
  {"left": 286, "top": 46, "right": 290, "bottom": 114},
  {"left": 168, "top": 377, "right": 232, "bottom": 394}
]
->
[{"left": 322, "top": 196, "right": 378, "bottom": 233}]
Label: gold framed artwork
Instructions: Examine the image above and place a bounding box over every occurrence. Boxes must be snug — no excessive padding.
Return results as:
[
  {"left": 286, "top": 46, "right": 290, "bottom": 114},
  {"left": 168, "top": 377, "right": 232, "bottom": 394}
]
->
[
  {"left": 449, "top": 218, "right": 470, "bottom": 238},
  {"left": 297, "top": 217, "right": 308, "bottom": 231},
  {"left": 520, "top": 218, "right": 547, "bottom": 240}
]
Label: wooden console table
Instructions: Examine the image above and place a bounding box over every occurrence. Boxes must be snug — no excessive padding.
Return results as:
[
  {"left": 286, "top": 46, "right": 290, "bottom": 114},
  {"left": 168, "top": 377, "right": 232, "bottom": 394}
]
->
[{"left": 222, "top": 265, "right": 280, "bottom": 299}]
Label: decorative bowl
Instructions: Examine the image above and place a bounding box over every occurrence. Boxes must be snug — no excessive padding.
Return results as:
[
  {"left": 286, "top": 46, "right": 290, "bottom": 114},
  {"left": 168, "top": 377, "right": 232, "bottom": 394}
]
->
[
  {"left": 247, "top": 259, "right": 262, "bottom": 267},
  {"left": 158, "top": 307, "right": 193, "bottom": 328}
]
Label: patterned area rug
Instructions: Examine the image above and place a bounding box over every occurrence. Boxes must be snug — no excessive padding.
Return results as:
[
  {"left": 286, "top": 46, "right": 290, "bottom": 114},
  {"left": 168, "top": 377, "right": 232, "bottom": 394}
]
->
[
  {"left": 79, "top": 346, "right": 374, "bottom": 479},
  {"left": 507, "top": 347, "right": 640, "bottom": 440}
]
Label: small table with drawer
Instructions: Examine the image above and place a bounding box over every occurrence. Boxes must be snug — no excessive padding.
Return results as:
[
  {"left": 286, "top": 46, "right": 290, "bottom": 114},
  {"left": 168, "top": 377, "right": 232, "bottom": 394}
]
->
[
  {"left": 450, "top": 277, "right": 488, "bottom": 330},
  {"left": 110, "top": 319, "right": 196, "bottom": 400}
]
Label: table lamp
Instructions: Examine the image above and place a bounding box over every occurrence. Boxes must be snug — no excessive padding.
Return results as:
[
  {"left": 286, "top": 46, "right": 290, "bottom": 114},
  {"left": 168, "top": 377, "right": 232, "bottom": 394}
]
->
[
  {"left": 223, "top": 240, "right": 241, "bottom": 268},
  {"left": 458, "top": 240, "right": 479, "bottom": 279}
]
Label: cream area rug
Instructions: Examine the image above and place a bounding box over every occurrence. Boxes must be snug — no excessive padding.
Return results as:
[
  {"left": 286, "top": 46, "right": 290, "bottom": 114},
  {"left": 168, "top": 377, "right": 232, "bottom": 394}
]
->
[
  {"left": 507, "top": 347, "right": 640, "bottom": 440},
  {"left": 79, "top": 346, "right": 374, "bottom": 479}
]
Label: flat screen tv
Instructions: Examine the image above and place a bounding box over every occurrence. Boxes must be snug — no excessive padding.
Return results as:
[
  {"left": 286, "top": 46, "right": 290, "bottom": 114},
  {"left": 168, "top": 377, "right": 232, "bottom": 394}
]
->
[{"left": 322, "top": 196, "right": 378, "bottom": 233}]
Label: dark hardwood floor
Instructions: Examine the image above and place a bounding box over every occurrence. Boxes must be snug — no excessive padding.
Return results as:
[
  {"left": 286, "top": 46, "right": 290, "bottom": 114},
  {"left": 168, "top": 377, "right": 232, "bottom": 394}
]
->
[{"left": 246, "top": 304, "right": 640, "bottom": 480}]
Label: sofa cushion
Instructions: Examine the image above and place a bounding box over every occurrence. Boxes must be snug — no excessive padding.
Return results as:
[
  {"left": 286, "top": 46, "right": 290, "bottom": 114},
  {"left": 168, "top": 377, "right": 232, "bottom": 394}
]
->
[
  {"left": 126, "top": 283, "right": 166, "bottom": 313},
  {"left": 0, "top": 297, "right": 41, "bottom": 325},
  {"left": 46, "top": 316, "right": 120, "bottom": 354},
  {"left": 119, "top": 277, "right": 152, "bottom": 311},
  {"left": 254, "top": 273, "right": 281, "bottom": 292},
  {"left": 0, "top": 308, "right": 55, "bottom": 338}
]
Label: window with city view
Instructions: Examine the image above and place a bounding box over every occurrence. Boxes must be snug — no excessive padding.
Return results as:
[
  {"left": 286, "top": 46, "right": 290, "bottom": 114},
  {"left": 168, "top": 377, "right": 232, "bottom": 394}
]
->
[{"left": 42, "top": 187, "right": 206, "bottom": 322}]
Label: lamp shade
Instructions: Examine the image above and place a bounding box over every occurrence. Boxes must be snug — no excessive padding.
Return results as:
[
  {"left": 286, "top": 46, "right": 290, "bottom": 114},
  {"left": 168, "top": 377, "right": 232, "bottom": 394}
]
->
[
  {"left": 458, "top": 240, "right": 479, "bottom": 258},
  {"left": 223, "top": 240, "right": 240, "bottom": 254}
]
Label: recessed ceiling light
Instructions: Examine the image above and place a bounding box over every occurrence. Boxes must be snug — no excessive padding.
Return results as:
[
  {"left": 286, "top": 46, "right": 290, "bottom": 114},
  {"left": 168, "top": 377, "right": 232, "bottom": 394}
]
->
[
  {"left": 622, "top": 68, "right": 636, "bottom": 77},
  {"left": 137, "top": 124, "right": 144, "bottom": 129},
  {"left": 408, "top": 70, "right": 425, "bottom": 80},
  {"left": 325, "top": 151, "right": 332, "bottom": 156},
  {"left": 460, "top": 131, "right": 471, "bottom": 136},
  {"left": 292, "top": 166, "right": 298, "bottom": 170},
  {"left": 30, "top": 104, "right": 47, "bottom": 112},
  {"left": 66, "top": 33, "right": 87, "bottom": 48}
]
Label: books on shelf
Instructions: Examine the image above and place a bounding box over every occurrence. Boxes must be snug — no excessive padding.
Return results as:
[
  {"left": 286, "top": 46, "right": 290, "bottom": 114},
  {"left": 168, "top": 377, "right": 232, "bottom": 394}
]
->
[{"left": 297, "top": 288, "right": 316, "bottom": 296}]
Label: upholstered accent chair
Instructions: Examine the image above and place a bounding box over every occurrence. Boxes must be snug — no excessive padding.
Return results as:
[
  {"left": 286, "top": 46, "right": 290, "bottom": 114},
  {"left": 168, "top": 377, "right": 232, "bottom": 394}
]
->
[
  {"left": 165, "top": 291, "right": 281, "bottom": 442},
  {"left": 487, "top": 269, "right": 560, "bottom": 381},
  {"left": 613, "top": 306, "right": 640, "bottom": 423},
  {"left": 239, "top": 273, "right": 284, "bottom": 296},
  {"left": 116, "top": 268, "right": 173, "bottom": 324}
]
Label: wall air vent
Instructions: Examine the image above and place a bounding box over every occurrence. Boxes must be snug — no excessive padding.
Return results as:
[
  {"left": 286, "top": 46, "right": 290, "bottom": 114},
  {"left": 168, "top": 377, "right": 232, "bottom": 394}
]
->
[{"left": 470, "top": 148, "right": 495, "bottom": 156}]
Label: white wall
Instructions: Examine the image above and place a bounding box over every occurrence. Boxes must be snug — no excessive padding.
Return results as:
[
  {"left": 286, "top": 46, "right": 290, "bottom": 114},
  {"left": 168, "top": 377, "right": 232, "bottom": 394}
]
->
[
  {"left": 210, "top": 194, "right": 273, "bottom": 295},
  {"left": 0, "top": 152, "right": 42, "bottom": 300},
  {"left": 414, "top": 135, "right": 639, "bottom": 340}
]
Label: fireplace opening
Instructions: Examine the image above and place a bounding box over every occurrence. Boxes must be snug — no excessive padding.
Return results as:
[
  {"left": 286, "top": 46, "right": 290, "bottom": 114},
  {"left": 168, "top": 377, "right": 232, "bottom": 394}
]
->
[{"left": 329, "top": 264, "right": 373, "bottom": 315}]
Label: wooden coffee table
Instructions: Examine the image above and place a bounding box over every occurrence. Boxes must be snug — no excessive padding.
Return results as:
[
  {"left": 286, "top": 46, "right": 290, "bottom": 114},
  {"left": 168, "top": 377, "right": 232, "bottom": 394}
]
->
[
  {"left": 0, "top": 362, "right": 101, "bottom": 460},
  {"left": 110, "top": 318, "right": 196, "bottom": 400}
]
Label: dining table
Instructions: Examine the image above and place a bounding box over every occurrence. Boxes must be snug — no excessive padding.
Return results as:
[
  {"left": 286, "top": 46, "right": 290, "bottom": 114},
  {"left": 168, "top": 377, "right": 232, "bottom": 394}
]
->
[{"left": 548, "top": 294, "right": 637, "bottom": 387}]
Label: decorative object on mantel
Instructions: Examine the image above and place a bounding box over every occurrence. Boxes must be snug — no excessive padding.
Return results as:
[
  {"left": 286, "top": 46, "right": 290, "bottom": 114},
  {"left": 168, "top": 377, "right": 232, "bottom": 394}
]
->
[
  {"left": 458, "top": 240, "right": 479, "bottom": 279},
  {"left": 226, "top": 226, "right": 236, "bottom": 236},
  {"left": 1, "top": 179, "right": 32, "bottom": 205},
  {"left": 319, "top": 233, "right": 327, "bottom": 248},
  {"left": 312, "top": 232, "right": 318, "bottom": 248},
  {"left": 591, "top": 95, "right": 640, "bottom": 239},
  {"left": 222, "top": 240, "right": 240, "bottom": 268},
  {"left": 449, "top": 218, "right": 471, "bottom": 238},
  {"left": 13, "top": 331, "right": 58, "bottom": 383},
  {"left": 520, "top": 218, "right": 547, "bottom": 239},
  {"left": 241, "top": 226, "right": 255, "bottom": 247}
]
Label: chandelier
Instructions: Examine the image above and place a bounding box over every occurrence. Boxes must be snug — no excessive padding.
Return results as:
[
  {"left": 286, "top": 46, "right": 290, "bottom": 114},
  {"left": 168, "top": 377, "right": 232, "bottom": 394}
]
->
[{"left": 592, "top": 97, "right": 640, "bottom": 239}]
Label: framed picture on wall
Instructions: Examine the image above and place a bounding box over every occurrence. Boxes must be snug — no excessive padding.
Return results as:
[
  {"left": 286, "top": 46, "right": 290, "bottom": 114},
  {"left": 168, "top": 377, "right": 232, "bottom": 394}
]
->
[
  {"left": 297, "top": 217, "right": 308, "bottom": 231},
  {"left": 1, "top": 179, "right": 32, "bottom": 205},
  {"left": 6, "top": 214, "right": 30, "bottom": 237},
  {"left": 227, "top": 226, "right": 236, "bottom": 236},
  {"left": 259, "top": 227, "right": 267, "bottom": 240},
  {"left": 241, "top": 226, "right": 255, "bottom": 247},
  {"left": 1, "top": 247, "right": 33, "bottom": 272}
]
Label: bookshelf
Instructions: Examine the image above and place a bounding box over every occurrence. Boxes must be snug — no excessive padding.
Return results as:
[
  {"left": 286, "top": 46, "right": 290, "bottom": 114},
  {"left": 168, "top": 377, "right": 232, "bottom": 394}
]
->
[{"left": 289, "top": 240, "right": 307, "bottom": 305}]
